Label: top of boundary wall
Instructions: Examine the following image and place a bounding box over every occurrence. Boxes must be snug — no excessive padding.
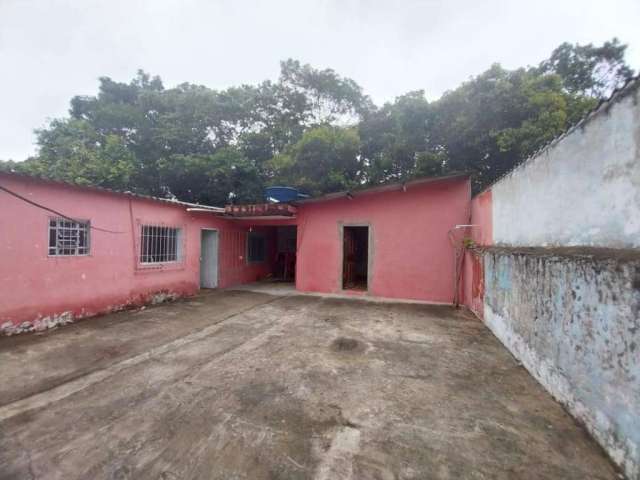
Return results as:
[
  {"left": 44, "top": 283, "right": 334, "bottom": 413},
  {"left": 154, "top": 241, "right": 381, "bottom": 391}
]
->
[{"left": 477, "top": 73, "right": 640, "bottom": 196}]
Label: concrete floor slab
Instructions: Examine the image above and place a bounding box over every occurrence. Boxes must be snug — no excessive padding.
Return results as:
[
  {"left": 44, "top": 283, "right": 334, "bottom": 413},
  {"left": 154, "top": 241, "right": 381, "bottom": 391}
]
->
[{"left": 0, "top": 290, "right": 618, "bottom": 479}]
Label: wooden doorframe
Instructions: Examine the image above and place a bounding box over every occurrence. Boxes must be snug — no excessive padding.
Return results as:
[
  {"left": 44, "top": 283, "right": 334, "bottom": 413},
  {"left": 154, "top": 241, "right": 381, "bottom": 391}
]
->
[{"left": 338, "top": 222, "right": 373, "bottom": 292}]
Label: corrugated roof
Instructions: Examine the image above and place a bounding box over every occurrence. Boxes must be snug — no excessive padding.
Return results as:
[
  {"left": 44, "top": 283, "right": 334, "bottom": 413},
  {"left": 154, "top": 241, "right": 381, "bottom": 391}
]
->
[
  {"left": 0, "top": 171, "right": 225, "bottom": 212},
  {"left": 293, "top": 172, "right": 470, "bottom": 205}
]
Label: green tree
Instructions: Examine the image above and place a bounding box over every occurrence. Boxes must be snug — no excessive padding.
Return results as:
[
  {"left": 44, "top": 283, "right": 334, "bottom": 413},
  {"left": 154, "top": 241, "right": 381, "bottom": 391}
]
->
[
  {"left": 359, "top": 90, "right": 432, "bottom": 183},
  {"left": 8, "top": 38, "right": 633, "bottom": 200},
  {"left": 358, "top": 39, "right": 632, "bottom": 191},
  {"left": 268, "top": 125, "right": 361, "bottom": 195},
  {"left": 33, "top": 63, "right": 371, "bottom": 202},
  {"left": 539, "top": 38, "right": 634, "bottom": 98},
  {"left": 429, "top": 64, "right": 601, "bottom": 190},
  {"left": 16, "top": 118, "right": 136, "bottom": 189},
  {"left": 158, "top": 148, "right": 263, "bottom": 206},
  {"left": 0, "top": 160, "right": 20, "bottom": 173},
  {"left": 279, "top": 59, "right": 374, "bottom": 124}
]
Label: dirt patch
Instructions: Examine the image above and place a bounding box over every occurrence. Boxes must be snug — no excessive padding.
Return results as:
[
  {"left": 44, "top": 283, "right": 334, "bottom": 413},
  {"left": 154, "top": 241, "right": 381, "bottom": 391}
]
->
[
  {"left": 331, "top": 337, "right": 362, "bottom": 353},
  {"left": 235, "top": 382, "right": 287, "bottom": 410},
  {"left": 323, "top": 315, "right": 342, "bottom": 327}
]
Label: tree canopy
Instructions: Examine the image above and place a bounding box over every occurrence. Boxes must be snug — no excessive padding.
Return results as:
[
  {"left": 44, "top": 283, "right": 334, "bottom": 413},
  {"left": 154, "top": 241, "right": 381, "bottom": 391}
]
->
[{"left": 1, "top": 39, "right": 634, "bottom": 202}]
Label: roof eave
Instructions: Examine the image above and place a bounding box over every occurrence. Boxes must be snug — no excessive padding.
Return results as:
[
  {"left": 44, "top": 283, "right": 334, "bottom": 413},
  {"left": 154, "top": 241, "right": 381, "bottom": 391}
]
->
[
  {"left": 0, "top": 171, "right": 225, "bottom": 212},
  {"left": 294, "top": 172, "right": 470, "bottom": 205}
]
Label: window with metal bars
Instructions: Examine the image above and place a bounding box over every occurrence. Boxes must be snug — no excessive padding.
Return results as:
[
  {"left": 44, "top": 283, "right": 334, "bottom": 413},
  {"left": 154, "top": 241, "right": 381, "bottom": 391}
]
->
[
  {"left": 140, "top": 225, "right": 181, "bottom": 264},
  {"left": 48, "top": 217, "right": 90, "bottom": 256}
]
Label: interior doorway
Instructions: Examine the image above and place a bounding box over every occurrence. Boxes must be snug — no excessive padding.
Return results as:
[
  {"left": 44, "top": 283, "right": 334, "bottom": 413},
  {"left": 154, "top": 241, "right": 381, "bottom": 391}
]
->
[
  {"left": 273, "top": 226, "right": 297, "bottom": 282},
  {"left": 200, "top": 229, "right": 219, "bottom": 288},
  {"left": 342, "top": 225, "right": 369, "bottom": 291}
]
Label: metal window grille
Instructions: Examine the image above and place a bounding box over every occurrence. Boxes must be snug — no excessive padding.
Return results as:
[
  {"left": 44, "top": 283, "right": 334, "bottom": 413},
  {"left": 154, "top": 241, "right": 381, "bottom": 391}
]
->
[
  {"left": 48, "top": 217, "right": 90, "bottom": 256},
  {"left": 140, "top": 225, "right": 181, "bottom": 263},
  {"left": 247, "top": 232, "right": 265, "bottom": 263}
]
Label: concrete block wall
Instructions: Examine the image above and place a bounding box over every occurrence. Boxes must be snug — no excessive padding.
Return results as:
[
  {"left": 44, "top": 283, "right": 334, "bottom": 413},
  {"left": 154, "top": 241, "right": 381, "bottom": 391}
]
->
[
  {"left": 483, "top": 248, "right": 640, "bottom": 478},
  {"left": 467, "top": 78, "right": 640, "bottom": 479}
]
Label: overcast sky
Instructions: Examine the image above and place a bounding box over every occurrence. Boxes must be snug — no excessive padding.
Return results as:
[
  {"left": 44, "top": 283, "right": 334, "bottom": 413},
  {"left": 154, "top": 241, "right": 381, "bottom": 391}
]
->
[{"left": 1, "top": 0, "right": 639, "bottom": 161}]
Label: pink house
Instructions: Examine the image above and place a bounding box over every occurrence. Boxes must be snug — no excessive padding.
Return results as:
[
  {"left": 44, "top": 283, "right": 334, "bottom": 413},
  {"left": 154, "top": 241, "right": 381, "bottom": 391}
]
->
[
  {"left": 0, "top": 171, "right": 470, "bottom": 334},
  {"left": 295, "top": 175, "right": 470, "bottom": 302}
]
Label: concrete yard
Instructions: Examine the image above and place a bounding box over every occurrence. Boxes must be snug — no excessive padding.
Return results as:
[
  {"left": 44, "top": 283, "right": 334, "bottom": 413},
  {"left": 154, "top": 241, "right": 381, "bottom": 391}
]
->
[{"left": 0, "top": 289, "right": 618, "bottom": 479}]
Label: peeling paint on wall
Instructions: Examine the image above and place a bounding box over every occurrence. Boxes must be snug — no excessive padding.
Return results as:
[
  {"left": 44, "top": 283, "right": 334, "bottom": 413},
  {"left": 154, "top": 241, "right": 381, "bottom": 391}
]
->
[
  {"left": 0, "top": 290, "right": 185, "bottom": 337},
  {"left": 1, "top": 311, "right": 74, "bottom": 335},
  {"left": 469, "top": 78, "right": 640, "bottom": 479},
  {"left": 482, "top": 248, "right": 640, "bottom": 478},
  {"left": 149, "top": 291, "right": 180, "bottom": 305},
  {"left": 0, "top": 172, "right": 281, "bottom": 330}
]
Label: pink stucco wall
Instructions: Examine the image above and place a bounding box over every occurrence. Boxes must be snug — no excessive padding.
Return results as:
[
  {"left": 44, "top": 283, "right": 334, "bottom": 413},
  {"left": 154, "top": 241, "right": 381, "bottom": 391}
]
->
[
  {"left": 462, "top": 189, "right": 493, "bottom": 317},
  {"left": 0, "top": 173, "right": 273, "bottom": 328},
  {"left": 295, "top": 177, "right": 471, "bottom": 303},
  {"left": 2, "top": 172, "right": 480, "bottom": 331},
  {"left": 469, "top": 189, "right": 493, "bottom": 247}
]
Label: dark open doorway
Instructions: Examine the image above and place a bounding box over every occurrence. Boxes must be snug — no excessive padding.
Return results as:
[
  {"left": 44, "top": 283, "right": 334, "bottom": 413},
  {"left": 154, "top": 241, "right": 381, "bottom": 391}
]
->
[
  {"left": 342, "top": 226, "right": 369, "bottom": 291},
  {"left": 273, "top": 226, "right": 297, "bottom": 282}
]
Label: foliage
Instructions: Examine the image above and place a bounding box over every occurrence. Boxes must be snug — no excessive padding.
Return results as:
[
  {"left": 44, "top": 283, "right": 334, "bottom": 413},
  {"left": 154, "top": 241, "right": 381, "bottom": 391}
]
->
[
  {"left": 278, "top": 59, "right": 374, "bottom": 124},
  {"left": 0, "top": 160, "right": 21, "bottom": 173},
  {"left": 1, "top": 39, "right": 634, "bottom": 201},
  {"left": 158, "top": 148, "right": 263, "bottom": 206},
  {"left": 428, "top": 65, "right": 599, "bottom": 189},
  {"left": 16, "top": 119, "right": 136, "bottom": 189},
  {"left": 539, "top": 38, "right": 634, "bottom": 98},
  {"left": 359, "top": 90, "right": 432, "bottom": 183},
  {"left": 267, "top": 125, "right": 361, "bottom": 195}
]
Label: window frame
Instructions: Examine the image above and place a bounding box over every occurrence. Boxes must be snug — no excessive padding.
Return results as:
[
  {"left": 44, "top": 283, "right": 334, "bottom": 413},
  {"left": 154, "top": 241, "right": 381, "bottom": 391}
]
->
[
  {"left": 48, "top": 217, "right": 91, "bottom": 257},
  {"left": 139, "top": 224, "right": 183, "bottom": 265},
  {"left": 246, "top": 231, "right": 266, "bottom": 264}
]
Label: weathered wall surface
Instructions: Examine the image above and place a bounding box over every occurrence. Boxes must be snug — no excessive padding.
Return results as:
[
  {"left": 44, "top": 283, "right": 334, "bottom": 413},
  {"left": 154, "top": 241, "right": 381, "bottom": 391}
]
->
[
  {"left": 492, "top": 82, "right": 640, "bottom": 248},
  {"left": 296, "top": 178, "right": 470, "bottom": 302},
  {"left": 462, "top": 190, "right": 492, "bottom": 317},
  {"left": 0, "top": 173, "right": 274, "bottom": 332},
  {"left": 467, "top": 80, "right": 640, "bottom": 479},
  {"left": 483, "top": 248, "right": 640, "bottom": 478}
]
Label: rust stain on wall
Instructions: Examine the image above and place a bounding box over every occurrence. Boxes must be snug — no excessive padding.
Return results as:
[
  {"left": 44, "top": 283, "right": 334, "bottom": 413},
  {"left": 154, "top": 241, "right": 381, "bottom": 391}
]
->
[{"left": 471, "top": 253, "right": 484, "bottom": 299}]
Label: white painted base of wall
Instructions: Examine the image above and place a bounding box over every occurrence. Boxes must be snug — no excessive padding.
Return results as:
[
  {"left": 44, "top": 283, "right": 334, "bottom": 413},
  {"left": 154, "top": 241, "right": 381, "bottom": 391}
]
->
[{"left": 484, "top": 305, "right": 638, "bottom": 479}]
